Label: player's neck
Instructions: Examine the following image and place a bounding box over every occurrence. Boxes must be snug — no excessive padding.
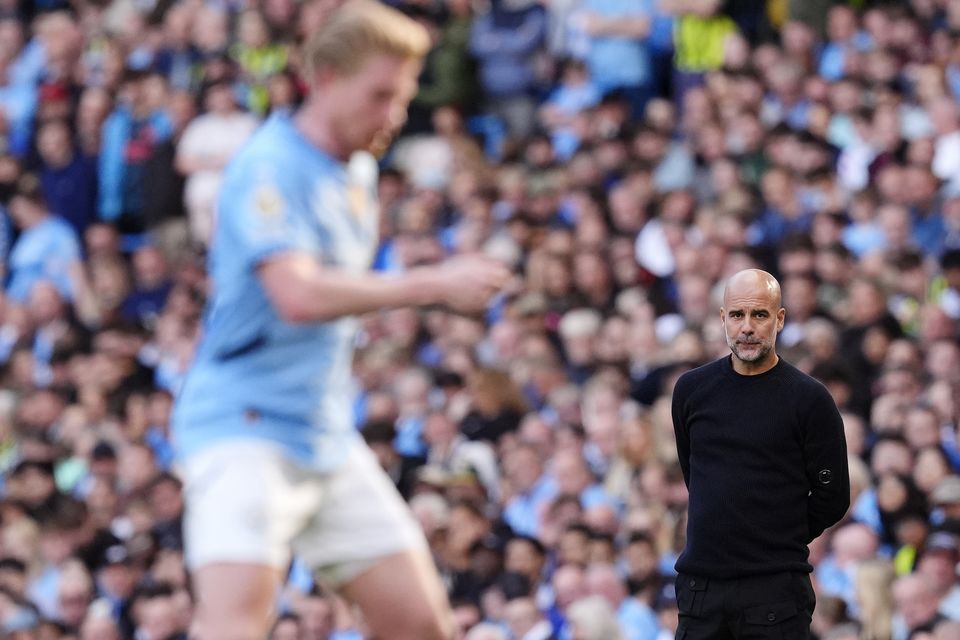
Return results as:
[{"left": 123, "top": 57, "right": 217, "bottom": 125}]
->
[{"left": 293, "top": 105, "right": 350, "bottom": 162}]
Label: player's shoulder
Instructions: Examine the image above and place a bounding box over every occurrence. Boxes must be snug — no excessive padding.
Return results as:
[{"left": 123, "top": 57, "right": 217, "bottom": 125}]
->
[{"left": 227, "top": 115, "right": 304, "bottom": 178}]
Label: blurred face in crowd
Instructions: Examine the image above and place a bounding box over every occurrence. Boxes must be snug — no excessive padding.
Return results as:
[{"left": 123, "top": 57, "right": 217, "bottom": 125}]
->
[
  {"left": 505, "top": 538, "right": 544, "bottom": 584},
  {"left": 913, "top": 447, "right": 950, "bottom": 495},
  {"left": 98, "top": 559, "right": 137, "bottom": 600},
  {"left": 268, "top": 72, "right": 299, "bottom": 110},
  {"left": 553, "top": 451, "right": 592, "bottom": 496},
  {"left": 80, "top": 615, "right": 120, "bottom": 640},
  {"left": 118, "top": 444, "right": 158, "bottom": 495},
  {"left": 504, "top": 597, "right": 541, "bottom": 639},
  {"left": 552, "top": 564, "right": 587, "bottom": 611},
  {"left": 163, "top": 4, "right": 192, "bottom": 47},
  {"left": 271, "top": 616, "right": 300, "bottom": 640},
  {"left": 848, "top": 279, "right": 887, "bottom": 326},
  {"left": 204, "top": 82, "right": 236, "bottom": 115},
  {"left": 132, "top": 246, "right": 169, "bottom": 289},
  {"left": 238, "top": 10, "right": 271, "bottom": 48},
  {"left": 871, "top": 439, "right": 914, "bottom": 477},
  {"left": 192, "top": 6, "right": 229, "bottom": 53},
  {"left": 149, "top": 477, "right": 183, "bottom": 523},
  {"left": 59, "top": 590, "right": 93, "bottom": 629},
  {"left": 8, "top": 193, "right": 44, "bottom": 229},
  {"left": 84, "top": 223, "right": 121, "bottom": 259},
  {"left": 903, "top": 406, "right": 940, "bottom": 450},
  {"left": 28, "top": 281, "right": 66, "bottom": 325},
  {"left": 504, "top": 445, "right": 543, "bottom": 495},
  {"left": 37, "top": 120, "right": 73, "bottom": 168},
  {"left": 893, "top": 574, "right": 941, "bottom": 629},
  {"left": 298, "top": 595, "right": 334, "bottom": 640}
]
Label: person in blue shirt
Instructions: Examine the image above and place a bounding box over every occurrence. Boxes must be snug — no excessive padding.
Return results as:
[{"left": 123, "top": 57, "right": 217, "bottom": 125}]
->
[
  {"left": 98, "top": 68, "right": 174, "bottom": 240},
  {"left": 576, "top": 0, "right": 652, "bottom": 120},
  {"left": 469, "top": 0, "right": 546, "bottom": 140},
  {"left": 5, "top": 173, "right": 83, "bottom": 305},
  {"left": 171, "top": 3, "right": 509, "bottom": 640}
]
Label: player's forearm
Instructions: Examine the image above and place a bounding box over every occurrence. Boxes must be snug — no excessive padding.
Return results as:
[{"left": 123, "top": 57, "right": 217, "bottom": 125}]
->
[
  {"left": 260, "top": 256, "right": 441, "bottom": 323},
  {"left": 299, "top": 269, "right": 440, "bottom": 321}
]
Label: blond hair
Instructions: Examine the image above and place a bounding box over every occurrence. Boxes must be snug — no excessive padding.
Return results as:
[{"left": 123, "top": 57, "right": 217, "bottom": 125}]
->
[
  {"left": 855, "top": 559, "right": 895, "bottom": 640},
  {"left": 303, "top": 0, "right": 430, "bottom": 77}
]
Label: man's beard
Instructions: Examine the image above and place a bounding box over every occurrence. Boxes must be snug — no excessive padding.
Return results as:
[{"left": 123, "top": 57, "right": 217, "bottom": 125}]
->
[{"left": 728, "top": 338, "right": 771, "bottom": 364}]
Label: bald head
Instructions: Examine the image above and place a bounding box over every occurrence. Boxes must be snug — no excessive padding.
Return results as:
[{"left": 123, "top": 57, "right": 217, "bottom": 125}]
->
[
  {"left": 721, "top": 269, "right": 785, "bottom": 375},
  {"left": 723, "top": 269, "right": 782, "bottom": 309}
]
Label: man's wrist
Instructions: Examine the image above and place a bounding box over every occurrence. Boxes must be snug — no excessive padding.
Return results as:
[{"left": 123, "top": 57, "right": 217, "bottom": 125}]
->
[{"left": 402, "top": 267, "right": 442, "bottom": 307}]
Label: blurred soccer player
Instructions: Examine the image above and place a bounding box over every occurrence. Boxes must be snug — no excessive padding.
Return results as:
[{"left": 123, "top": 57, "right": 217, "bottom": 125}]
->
[{"left": 171, "top": 2, "right": 508, "bottom": 639}]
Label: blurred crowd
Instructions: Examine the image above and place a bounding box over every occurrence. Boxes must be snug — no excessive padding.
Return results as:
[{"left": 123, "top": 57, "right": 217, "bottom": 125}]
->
[{"left": 0, "top": 0, "right": 959, "bottom": 638}]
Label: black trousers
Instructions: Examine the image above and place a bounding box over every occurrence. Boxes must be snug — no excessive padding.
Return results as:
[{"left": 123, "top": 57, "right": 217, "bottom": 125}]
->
[{"left": 674, "top": 571, "right": 816, "bottom": 640}]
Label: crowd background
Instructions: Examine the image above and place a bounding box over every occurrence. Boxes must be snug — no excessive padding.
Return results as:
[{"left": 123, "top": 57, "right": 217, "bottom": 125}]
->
[{"left": 0, "top": 0, "right": 958, "bottom": 638}]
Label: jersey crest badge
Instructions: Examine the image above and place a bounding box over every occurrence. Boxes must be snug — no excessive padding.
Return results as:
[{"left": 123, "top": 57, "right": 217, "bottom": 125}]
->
[{"left": 253, "top": 184, "right": 284, "bottom": 219}]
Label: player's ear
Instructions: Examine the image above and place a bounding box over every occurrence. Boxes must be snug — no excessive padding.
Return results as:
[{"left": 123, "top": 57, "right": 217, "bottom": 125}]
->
[{"left": 310, "top": 64, "right": 337, "bottom": 89}]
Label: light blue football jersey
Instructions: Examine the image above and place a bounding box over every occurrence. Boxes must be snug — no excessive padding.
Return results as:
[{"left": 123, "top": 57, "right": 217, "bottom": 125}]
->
[{"left": 172, "top": 113, "right": 380, "bottom": 472}]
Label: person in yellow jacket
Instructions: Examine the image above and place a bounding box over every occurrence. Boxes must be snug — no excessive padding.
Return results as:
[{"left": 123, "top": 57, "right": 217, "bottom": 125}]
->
[{"left": 661, "top": 0, "right": 738, "bottom": 106}]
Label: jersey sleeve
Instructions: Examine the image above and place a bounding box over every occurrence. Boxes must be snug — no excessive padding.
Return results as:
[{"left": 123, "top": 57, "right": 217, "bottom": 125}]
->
[{"left": 216, "top": 158, "right": 320, "bottom": 270}]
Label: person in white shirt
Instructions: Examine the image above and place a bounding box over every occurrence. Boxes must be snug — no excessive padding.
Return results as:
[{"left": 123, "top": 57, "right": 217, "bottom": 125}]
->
[{"left": 176, "top": 78, "right": 259, "bottom": 245}]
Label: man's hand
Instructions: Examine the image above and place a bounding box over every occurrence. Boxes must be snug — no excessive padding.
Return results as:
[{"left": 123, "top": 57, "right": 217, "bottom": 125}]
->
[{"left": 421, "top": 254, "right": 510, "bottom": 314}]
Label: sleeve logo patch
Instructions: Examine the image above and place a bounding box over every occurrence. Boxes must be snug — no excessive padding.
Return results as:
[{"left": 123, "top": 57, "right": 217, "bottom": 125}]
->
[{"left": 254, "top": 184, "right": 284, "bottom": 218}]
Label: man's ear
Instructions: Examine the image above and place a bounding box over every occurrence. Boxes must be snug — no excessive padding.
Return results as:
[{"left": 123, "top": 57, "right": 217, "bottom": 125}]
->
[{"left": 311, "top": 64, "right": 338, "bottom": 89}]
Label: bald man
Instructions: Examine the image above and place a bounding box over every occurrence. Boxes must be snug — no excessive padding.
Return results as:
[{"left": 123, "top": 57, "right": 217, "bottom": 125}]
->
[{"left": 671, "top": 269, "right": 850, "bottom": 639}]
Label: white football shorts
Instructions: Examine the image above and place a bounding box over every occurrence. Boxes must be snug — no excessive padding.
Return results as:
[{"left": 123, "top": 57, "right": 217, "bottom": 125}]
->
[{"left": 179, "top": 438, "right": 427, "bottom": 586}]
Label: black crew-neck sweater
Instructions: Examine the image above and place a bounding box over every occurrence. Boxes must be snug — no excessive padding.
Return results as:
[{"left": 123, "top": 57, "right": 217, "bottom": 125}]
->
[{"left": 671, "top": 356, "right": 850, "bottom": 579}]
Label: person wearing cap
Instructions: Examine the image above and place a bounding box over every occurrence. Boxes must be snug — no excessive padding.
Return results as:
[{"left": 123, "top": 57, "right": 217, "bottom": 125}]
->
[
  {"left": 671, "top": 269, "right": 850, "bottom": 639},
  {"left": 95, "top": 545, "right": 136, "bottom": 626}
]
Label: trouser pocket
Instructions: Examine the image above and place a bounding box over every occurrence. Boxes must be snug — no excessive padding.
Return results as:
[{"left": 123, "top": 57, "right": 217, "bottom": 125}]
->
[
  {"left": 675, "top": 573, "right": 709, "bottom": 618},
  {"left": 741, "top": 600, "right": 808, "bottom": 640}
]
